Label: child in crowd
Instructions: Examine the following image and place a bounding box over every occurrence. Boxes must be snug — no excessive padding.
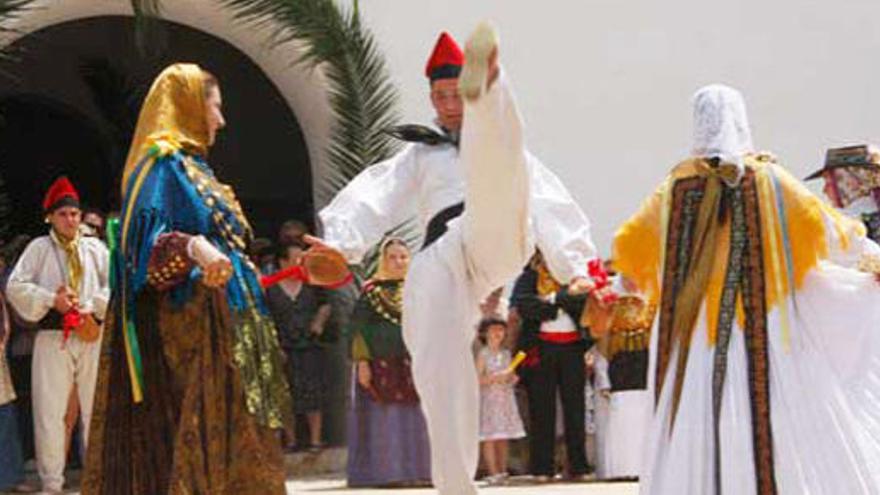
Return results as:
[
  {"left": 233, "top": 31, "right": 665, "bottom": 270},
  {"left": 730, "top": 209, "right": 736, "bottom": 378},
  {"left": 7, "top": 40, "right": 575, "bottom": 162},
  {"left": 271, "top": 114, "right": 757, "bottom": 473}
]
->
[{"left": 477, "top": 318, "right": 526, "bottom": 485}]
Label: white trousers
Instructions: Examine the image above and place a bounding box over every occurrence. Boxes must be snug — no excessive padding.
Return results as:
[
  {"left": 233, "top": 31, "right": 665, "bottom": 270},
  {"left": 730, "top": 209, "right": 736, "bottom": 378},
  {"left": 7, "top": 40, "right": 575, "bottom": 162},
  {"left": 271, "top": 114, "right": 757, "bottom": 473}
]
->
[
  {"left": 403, "top": 73, "right": 532, "bottom": 495},
  {"left": 32, "top": 330, "right": 101, "bottom": 492}
]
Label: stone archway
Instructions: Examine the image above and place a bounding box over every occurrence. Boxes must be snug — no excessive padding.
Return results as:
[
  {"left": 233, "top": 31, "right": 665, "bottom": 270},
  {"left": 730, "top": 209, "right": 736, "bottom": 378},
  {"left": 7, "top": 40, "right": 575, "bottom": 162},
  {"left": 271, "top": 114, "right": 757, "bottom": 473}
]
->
[
  {"left": 0, "top": 14, "right": 317, "bottom": 238},
  {"left": 0, "top": 0, "right": 334, "bottom": 231}
]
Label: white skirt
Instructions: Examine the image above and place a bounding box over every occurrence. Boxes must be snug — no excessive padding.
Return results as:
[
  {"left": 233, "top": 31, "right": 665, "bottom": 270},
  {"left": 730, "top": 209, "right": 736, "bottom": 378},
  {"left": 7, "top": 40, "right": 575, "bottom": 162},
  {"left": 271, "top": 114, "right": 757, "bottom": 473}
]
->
[
  {"left": 641, "top": 262, "right": 880, "bottom": 494},
  {"left": 603, "top": 390, "right": 650, "bottom": 479}
]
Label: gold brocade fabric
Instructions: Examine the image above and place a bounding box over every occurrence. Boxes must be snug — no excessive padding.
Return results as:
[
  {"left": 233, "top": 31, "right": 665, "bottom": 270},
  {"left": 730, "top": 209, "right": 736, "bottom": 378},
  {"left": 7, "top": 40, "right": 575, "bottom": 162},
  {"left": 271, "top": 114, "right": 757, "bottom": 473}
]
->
[
  {"left": 181, "top": 156, "right": 253, "bottom": 251},
  {"left": 81, "top": 286, "right": 286, "bottom": 495},
  {"left": 121, "top": 63, "right": 209, "bottom": 194},
  {"left": 231, "top": 308, "right": 291, "bottom": 430},
  {"left": 51, "top": 229, "right": 83, "bottom": 295}
]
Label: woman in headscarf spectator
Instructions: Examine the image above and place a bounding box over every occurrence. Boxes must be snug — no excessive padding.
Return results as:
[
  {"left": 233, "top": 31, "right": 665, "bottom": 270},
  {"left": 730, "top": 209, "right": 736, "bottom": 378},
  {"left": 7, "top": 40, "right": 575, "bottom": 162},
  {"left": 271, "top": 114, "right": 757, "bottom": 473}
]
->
[{"left": 346, "top": 238, "right": 430, "bottom": 487}]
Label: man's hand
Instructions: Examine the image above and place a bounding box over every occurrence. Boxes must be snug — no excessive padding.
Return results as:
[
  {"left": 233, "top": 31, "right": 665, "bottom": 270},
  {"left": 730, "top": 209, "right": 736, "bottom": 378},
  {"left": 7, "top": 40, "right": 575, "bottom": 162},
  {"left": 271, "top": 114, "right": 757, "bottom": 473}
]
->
[
  {"left": 202, "top": 259, "right": 233, "bottom": 288},
  {"left": 357, "top": 361, "right": 372, "bottom": 389},
  {"left": 54, "top": 286, "right": 77, "bottom": 313},
  {"left": 568, "top": 276, "right": 596, "bottom": 295}
]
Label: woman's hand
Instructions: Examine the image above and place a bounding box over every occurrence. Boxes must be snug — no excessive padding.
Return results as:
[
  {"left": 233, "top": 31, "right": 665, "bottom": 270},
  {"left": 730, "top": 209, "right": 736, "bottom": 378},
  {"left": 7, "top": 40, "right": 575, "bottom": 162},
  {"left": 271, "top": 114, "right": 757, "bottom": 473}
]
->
[
  {"left": 357, "top": 361, "right": 372, "bottom": 389},
  {"left": 202, "top": 259, "right": 233, "bottom": 288},
  {"left": 309, "top": 320, "right": 325, "bottom": 337}
]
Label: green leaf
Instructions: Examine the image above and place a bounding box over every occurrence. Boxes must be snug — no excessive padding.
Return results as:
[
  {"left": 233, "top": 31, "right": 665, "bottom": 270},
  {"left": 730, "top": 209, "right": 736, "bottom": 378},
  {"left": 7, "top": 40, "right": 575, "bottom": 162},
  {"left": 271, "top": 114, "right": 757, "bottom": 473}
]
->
[
  {"left": 129, "top": 0, "right": 166, "bottom": 56},
  {"left": 0, "top": 0, "right": 36, "bottom": 63}
]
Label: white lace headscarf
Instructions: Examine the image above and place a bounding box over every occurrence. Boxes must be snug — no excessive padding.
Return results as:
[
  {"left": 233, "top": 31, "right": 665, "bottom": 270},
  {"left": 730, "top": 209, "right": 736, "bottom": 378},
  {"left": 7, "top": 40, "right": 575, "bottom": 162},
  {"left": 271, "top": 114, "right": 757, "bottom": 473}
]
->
[{"left": 691, "top": 84, "right": 754, "bottom": 174}]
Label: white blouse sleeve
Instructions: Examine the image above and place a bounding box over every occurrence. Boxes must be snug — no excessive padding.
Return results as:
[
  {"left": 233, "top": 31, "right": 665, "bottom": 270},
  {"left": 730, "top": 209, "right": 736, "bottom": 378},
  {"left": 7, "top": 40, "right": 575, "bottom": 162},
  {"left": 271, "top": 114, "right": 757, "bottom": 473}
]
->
[
  {"left": 319, "top": 145, "right": 421, "bottom": 264},
  {"left": 528, "top": 154, "right": 598, "bottom": 283},
  {"left": 5, "top": 240, "right": 56, "bottom": 323},
  {"left": 80, "top": 240, "right": 111, "bottom": 320}
]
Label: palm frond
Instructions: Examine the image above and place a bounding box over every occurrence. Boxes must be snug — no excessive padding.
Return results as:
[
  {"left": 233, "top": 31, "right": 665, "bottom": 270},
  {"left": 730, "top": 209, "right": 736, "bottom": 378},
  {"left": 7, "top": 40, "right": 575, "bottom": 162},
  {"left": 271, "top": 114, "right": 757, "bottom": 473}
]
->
[
  {"left": 222, "top": 0, "right": 419, "bottom": 279},
  {"left": 0, "top": 0, "right": 32, "bottom": 24},
  {"left": 0, "top": 0, "right": 36, "bottom": 63},
  {"left": 129, "top": 0, "right": 166, "bottom": 56}
]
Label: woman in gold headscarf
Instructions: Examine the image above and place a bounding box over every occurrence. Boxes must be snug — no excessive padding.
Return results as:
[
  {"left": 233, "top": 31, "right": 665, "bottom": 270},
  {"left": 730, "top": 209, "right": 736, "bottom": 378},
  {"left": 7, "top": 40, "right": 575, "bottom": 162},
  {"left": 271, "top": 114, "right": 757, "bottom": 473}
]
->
[
  {"left": 346, "top": 238, "right": 431, "bottom": 487},
  {"left": 82, "top": 64, "right": 290, "bottom": 494}
]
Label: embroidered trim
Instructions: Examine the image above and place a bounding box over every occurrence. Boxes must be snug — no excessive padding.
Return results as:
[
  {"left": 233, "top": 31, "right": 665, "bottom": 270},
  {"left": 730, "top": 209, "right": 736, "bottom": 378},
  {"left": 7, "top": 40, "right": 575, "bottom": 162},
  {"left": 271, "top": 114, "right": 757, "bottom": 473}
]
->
[
  {"left": 741, "top": 172, "right": 778, "bottom": 495},
  {"left": 655, "top": 176, "right": 705, "bottom": 407}
]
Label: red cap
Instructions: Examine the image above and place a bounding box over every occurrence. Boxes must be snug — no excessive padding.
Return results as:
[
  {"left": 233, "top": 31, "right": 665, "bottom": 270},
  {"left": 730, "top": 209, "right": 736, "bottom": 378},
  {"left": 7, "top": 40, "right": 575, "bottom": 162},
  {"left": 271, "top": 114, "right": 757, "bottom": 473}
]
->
[
  {"left": 425, "top": 32, "right": 464, "bottom": 81},
  {"left": 43, "top": 176, "right": 80, "bottom": 213}
]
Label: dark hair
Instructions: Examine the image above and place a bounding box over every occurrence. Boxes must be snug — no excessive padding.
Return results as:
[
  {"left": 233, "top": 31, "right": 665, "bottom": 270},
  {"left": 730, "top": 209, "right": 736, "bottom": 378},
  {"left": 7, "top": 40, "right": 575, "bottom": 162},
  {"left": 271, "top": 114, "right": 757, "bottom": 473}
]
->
[
  {"left": 477, "top": 317, "right": 507, "bottom": 345},
  {"left": 249, "top": 237, "right": 274, "bottom": 258},
  {"left": 276, "top": 241, "right": 306, "bottom": 263},
  {"left": 82, "top": 207, "right": 104, "bottom": 219},
  {"left": 278, "top": 219, "right": 310, "bottom": 245}
]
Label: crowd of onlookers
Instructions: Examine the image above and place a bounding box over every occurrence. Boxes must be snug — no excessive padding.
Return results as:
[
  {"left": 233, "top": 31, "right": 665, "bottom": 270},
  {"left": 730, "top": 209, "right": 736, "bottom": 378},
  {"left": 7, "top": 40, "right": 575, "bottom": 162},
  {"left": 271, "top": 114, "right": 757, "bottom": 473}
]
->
[{"left": 0, "top": 208, "right": 649, "bottom": 492}]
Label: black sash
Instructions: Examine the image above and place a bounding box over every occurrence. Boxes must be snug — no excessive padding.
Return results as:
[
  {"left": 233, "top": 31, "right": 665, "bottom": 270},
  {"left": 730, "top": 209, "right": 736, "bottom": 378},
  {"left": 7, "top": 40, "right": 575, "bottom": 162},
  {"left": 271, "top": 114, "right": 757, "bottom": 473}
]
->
[
  {"left": 385, "top": 124, "right": 458, "bottom": 147},
  {"left": 37, "top": 309, "right": 64, "bottom": 330},
  {"left": 422, "top": 202, "right": 465, "bottom": 249}
]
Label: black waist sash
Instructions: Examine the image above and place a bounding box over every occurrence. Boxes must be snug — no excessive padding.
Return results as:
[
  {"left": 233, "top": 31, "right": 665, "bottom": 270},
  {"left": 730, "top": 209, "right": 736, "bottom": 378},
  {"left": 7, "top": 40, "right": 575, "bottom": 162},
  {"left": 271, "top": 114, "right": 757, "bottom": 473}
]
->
[
  {"left": 37, "top": 309, "right": 64, "bottom": 330},
  {"left": 422, "top": 202, "right": 465, "bottom": 249}
]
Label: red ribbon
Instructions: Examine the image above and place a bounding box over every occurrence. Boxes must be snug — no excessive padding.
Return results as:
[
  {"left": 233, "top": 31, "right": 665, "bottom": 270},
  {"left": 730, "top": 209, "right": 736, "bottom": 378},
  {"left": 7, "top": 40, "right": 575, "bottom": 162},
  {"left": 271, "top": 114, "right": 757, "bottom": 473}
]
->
[
  {"left": 523, "top": 346, "right": 540, "bottom": 368},
  {"left": 260, "top": 265, "right": 354, "bottom": 290},
  {"left": 62, "top": 309, "right": 83, "bottom": 343},
  {"left": 587, "top": 259, "right": 618, "bottom": 304}
]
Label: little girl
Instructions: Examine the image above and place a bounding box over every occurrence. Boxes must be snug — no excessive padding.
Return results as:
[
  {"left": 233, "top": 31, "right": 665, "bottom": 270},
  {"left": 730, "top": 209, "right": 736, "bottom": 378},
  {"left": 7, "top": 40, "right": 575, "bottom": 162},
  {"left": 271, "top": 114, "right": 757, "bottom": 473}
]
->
[{"left": 477, "top": 318, "right": 526, "bottom": 485}]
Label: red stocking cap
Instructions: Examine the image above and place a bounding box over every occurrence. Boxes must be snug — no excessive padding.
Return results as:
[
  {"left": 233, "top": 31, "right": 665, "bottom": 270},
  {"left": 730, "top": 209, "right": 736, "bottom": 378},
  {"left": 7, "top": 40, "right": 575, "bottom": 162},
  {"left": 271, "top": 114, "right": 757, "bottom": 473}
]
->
[
  {"left": 43, "top": 176, "right": 80, "bottom": 213},
  {"left": 425, "top": 32, "right": 464, "bottom": 81}
]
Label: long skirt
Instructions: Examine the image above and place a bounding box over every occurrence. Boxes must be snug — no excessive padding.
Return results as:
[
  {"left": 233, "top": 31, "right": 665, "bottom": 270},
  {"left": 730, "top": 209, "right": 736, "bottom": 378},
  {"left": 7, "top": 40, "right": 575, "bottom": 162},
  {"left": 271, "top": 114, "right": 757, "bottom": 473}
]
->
[
  {"left": 602, "top": 390, "right": 649, "bottom": 478},
  {"left": 81, "top": 287, "right": 286, "bottom": 494},
  {"left": 288, "top": 347, "right": 326, "bottom": 414},
  {"left": 346, "top": 375, "right": 431, "bottom": 487},
  {"left": 642, "top": 263, "right": 880, "bottom": 494}
]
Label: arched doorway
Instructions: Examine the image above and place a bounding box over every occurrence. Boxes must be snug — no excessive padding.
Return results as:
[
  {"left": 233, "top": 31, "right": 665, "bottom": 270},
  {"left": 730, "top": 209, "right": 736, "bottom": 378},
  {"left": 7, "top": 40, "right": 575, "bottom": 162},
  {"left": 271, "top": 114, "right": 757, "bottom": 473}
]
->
[
  {"left": 0, "top": 94, "right": 112, "bottom": 237},
  {"left": 0, "top": 15, "right": 313, "bottom": 239}
]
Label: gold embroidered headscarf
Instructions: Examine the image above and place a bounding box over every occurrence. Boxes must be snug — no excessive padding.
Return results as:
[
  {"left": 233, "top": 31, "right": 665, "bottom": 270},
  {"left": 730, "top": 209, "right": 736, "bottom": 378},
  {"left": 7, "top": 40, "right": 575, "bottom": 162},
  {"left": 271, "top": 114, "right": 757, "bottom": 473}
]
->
[
  {"left": 121, "top": 63, "right": 210, "bottom": 194},
  {"left": 373, "top": 238, "right": 410, "bottom": 281}
]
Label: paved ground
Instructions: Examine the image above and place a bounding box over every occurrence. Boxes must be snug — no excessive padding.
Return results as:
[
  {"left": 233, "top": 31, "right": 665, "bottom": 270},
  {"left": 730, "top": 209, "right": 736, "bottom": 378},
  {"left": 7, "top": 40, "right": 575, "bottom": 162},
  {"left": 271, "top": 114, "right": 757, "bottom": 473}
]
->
[
  {"left": 1, "top": 476, "right": 638, "bottom": 494},
  {"left": 286, "top": 477, "right": 639, "bottom": 494}
]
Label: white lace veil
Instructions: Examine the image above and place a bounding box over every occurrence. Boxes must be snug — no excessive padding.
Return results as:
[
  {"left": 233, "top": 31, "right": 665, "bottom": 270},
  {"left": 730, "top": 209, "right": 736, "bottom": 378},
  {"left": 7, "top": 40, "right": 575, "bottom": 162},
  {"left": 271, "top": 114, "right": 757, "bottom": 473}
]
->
[{"left": 691, "top": 84, "right": 754, "bottom": 167}]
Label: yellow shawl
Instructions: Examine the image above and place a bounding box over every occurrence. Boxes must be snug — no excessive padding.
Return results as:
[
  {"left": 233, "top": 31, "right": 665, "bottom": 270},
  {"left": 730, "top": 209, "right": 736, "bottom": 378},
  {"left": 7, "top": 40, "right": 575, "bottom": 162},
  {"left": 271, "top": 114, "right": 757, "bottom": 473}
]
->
[{"left": 612, "top": 153, "right": 864, "bottom": 347}]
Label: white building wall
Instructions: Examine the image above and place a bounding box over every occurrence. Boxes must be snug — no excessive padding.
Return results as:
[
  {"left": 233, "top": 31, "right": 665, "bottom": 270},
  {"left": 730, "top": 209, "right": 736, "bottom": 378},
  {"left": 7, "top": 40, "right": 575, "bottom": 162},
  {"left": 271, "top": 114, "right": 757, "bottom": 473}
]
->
[
  {"left": 353, "top": 0, "right": 880, "bottom": 252},
  {"left": 4, "top": 1, "right": 880, "bottom": 251}
]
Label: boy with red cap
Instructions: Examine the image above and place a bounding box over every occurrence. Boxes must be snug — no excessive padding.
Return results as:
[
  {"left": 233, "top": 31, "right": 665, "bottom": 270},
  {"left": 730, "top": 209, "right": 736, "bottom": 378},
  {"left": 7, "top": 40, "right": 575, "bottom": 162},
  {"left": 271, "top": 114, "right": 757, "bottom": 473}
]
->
[
  {"left": 311, "top": 23, "right": 603, "bottom": 493},
  {"left": 5, "top": 176, "right": 109, "bottom": 494}
]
